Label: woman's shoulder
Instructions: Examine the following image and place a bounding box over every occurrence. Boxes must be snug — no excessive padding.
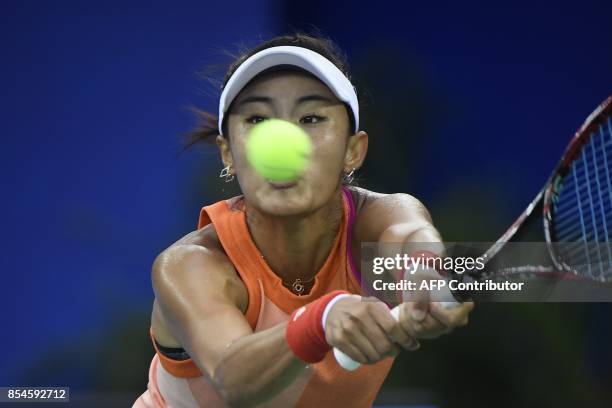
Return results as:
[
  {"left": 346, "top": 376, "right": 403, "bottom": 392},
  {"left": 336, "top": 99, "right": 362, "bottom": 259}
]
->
[
  {"left": 171, "top": 222, "right": 224, "bottom": 251},
  {"left": 151, "top": 224, "right": 248, "bottom": 347},
  {"left": 152, "top": 224, "right": 248, "bottom": 323},
  {"left": 348, "top": 186, "right": 430, "bottom": 217},
  {"left": 152, "top": 224, "right": 241, "bottom": 291},
  {"left": 348, "top": 186, "right": 433, "bottom": 241}
]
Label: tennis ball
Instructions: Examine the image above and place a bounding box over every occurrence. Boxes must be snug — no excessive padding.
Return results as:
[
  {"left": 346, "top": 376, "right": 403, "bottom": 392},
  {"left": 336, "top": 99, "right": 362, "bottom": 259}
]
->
[{"left": 246, "top": 119, "right": 312, "bottom": 182}]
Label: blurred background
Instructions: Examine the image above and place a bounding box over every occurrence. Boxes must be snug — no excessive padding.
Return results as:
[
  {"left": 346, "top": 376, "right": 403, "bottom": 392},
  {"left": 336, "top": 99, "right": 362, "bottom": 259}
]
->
[{"left": 2, "top": 0, "right": 612, "bottom": 406}]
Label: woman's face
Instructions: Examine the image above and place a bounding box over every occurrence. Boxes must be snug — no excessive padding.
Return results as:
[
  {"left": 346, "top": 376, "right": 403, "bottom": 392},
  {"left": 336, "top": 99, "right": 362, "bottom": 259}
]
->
[{"left": 221, "top": 70, "right": 360, "bottom": 216}]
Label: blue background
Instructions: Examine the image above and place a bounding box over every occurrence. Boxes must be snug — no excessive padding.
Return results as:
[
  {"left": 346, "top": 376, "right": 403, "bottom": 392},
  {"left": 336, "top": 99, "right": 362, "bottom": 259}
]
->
[{"left": 2, "top": 0, "right": 611, "bottom": 406}]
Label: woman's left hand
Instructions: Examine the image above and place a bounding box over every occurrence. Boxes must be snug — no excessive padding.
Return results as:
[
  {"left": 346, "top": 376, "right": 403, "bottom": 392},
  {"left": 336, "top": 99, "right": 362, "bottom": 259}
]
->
[{"left": 397, "top": 300, "right": 474, "bottom": 340}]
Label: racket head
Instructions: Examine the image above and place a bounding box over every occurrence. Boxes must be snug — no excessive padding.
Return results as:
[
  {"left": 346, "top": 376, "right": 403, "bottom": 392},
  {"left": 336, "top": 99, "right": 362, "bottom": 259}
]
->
[{"left": 543, "top": 96, "right": 612, "bottom": 282}]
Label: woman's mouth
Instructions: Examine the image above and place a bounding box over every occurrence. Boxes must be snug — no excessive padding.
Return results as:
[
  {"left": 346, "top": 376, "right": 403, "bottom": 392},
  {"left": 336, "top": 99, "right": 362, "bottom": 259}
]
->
[{"left": 268, "top": 180, "right": 298, "bottom": 189}]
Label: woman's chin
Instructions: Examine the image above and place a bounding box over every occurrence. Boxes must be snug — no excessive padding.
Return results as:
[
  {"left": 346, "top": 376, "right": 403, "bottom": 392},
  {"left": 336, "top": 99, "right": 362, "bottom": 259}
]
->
[{"left": 254, "top": 185, "right": 314, "bottom": 216}]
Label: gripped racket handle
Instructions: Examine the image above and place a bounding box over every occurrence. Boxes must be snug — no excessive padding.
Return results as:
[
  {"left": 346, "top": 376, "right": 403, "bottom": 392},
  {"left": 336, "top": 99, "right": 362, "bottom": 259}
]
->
[{"left": 333, "top": 301, "right": 460, "bottom": 371}]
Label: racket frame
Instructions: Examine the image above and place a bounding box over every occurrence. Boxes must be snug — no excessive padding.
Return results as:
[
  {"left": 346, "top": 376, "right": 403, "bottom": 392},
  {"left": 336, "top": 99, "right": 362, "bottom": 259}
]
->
[{"left": 475, "top": 96, "right": 612, "bottom": 282}]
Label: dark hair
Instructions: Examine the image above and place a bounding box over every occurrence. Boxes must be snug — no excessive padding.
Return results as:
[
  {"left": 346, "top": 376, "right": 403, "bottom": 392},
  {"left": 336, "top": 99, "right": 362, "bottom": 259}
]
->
[{"left": 185, "top": 32, "right": 355, "bottom": 149}]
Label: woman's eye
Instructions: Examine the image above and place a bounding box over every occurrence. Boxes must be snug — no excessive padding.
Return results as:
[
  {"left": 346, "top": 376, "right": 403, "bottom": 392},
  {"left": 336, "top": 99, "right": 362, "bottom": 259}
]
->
[
  {"left": 300, "top": 115, "right": 325, "bottom": 124},
  {"left": 246, "top": 115, "right": 267, "bottom": 125}
]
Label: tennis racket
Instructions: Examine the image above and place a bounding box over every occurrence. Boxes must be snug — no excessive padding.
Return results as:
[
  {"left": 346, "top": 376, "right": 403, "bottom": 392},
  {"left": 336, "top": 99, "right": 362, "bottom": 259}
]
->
[
  {"left": 479, "top": 95, "right": 612, "bottom": 282},
  {"left": 335, "top": 95, "right": 612, "bottom": 371}
]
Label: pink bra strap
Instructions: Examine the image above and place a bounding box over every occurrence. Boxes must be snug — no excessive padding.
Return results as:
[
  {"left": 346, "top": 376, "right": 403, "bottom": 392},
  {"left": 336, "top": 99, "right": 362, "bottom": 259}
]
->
[{"left": 341, "top": 186, "right": 361, "bottom": 286}]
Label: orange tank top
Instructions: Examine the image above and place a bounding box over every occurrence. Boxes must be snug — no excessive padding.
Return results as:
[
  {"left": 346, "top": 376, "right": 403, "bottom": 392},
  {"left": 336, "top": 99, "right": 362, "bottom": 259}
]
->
[{"left": 145, "top": 187, "right": 394, "bottom": 408}]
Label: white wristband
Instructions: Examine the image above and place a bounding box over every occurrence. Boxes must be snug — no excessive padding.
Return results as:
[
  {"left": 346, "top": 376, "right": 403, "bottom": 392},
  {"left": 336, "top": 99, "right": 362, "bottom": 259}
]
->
[{"left": 321, "top": 294, "right": 359, "bottom": 334}]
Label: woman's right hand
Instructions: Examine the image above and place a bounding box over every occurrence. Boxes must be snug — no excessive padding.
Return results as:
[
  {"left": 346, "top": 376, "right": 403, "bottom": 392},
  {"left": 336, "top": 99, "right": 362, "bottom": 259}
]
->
[{"left": 323, "top": 296, "right": 419, "bottom": 365}]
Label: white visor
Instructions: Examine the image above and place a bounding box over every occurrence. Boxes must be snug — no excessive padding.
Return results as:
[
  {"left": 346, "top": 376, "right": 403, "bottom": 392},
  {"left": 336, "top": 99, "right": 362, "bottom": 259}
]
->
[{"left": 218, "top": 45, "right": 359, "bottom": 135}]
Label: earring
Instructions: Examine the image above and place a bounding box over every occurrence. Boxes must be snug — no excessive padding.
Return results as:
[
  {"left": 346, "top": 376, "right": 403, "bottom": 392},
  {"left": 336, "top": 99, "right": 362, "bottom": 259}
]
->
[
  {"left": 219, "top": 165, "right": 235, "bottom": 182},
  {"left": 343, "top": 168, "right": 356, "bottom": 184}
]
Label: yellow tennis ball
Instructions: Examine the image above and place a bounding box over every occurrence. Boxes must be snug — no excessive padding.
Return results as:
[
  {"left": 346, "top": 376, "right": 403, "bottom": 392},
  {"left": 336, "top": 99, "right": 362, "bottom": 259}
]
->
[{"left": 246, "top": 119, "right": 312, "bottom": 182}]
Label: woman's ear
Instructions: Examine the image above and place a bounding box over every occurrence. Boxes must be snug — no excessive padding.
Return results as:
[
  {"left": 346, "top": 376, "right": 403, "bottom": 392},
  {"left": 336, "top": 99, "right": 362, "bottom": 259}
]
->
[
  {"left": 216, "top": 135, "right": 234, "bottom": 171},
  {"left": 344, "top": 130, "right": 368, "bottom": 172}
]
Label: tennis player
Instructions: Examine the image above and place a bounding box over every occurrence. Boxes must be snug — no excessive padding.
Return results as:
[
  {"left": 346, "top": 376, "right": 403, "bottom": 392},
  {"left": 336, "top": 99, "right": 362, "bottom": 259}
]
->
[{"left": 134, "top": 33, "right": 473, "bottom": 408}]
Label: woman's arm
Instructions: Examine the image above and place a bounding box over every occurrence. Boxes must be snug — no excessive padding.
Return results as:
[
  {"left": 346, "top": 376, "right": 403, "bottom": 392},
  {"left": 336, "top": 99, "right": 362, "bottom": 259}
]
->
[
  {"left": 152, "top": 240, "right": 304, "bottom": 407},
  {"left": 354, "top": 192, "right": 474, "bottom": 339},
  {"left": 151, "top": 228, "right": 415, "bottom": 407}
]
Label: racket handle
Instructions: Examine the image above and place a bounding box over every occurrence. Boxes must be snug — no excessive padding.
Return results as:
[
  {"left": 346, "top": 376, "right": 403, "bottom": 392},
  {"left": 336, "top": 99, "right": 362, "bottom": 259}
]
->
[
  {"left": 439, "top": 300, "right": 461, "bottom": 309},
  {"left": 333, "top": 301, "right": 461, "bottom": 371},
  {"left": 333, "top": 347, "right": 361, "bottom": 371}
]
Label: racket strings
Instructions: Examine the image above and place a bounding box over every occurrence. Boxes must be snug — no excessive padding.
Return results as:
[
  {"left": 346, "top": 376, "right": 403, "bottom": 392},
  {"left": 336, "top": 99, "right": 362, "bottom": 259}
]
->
[{"left": 552, "top": 115, "right": 612, "bottom": 281}]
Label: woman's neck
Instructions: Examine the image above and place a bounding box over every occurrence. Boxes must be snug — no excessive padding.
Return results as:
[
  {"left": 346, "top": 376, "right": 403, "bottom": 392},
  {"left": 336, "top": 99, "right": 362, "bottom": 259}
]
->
[{"left": 245, "top": 188, "right": 344, "bottom": 285}]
